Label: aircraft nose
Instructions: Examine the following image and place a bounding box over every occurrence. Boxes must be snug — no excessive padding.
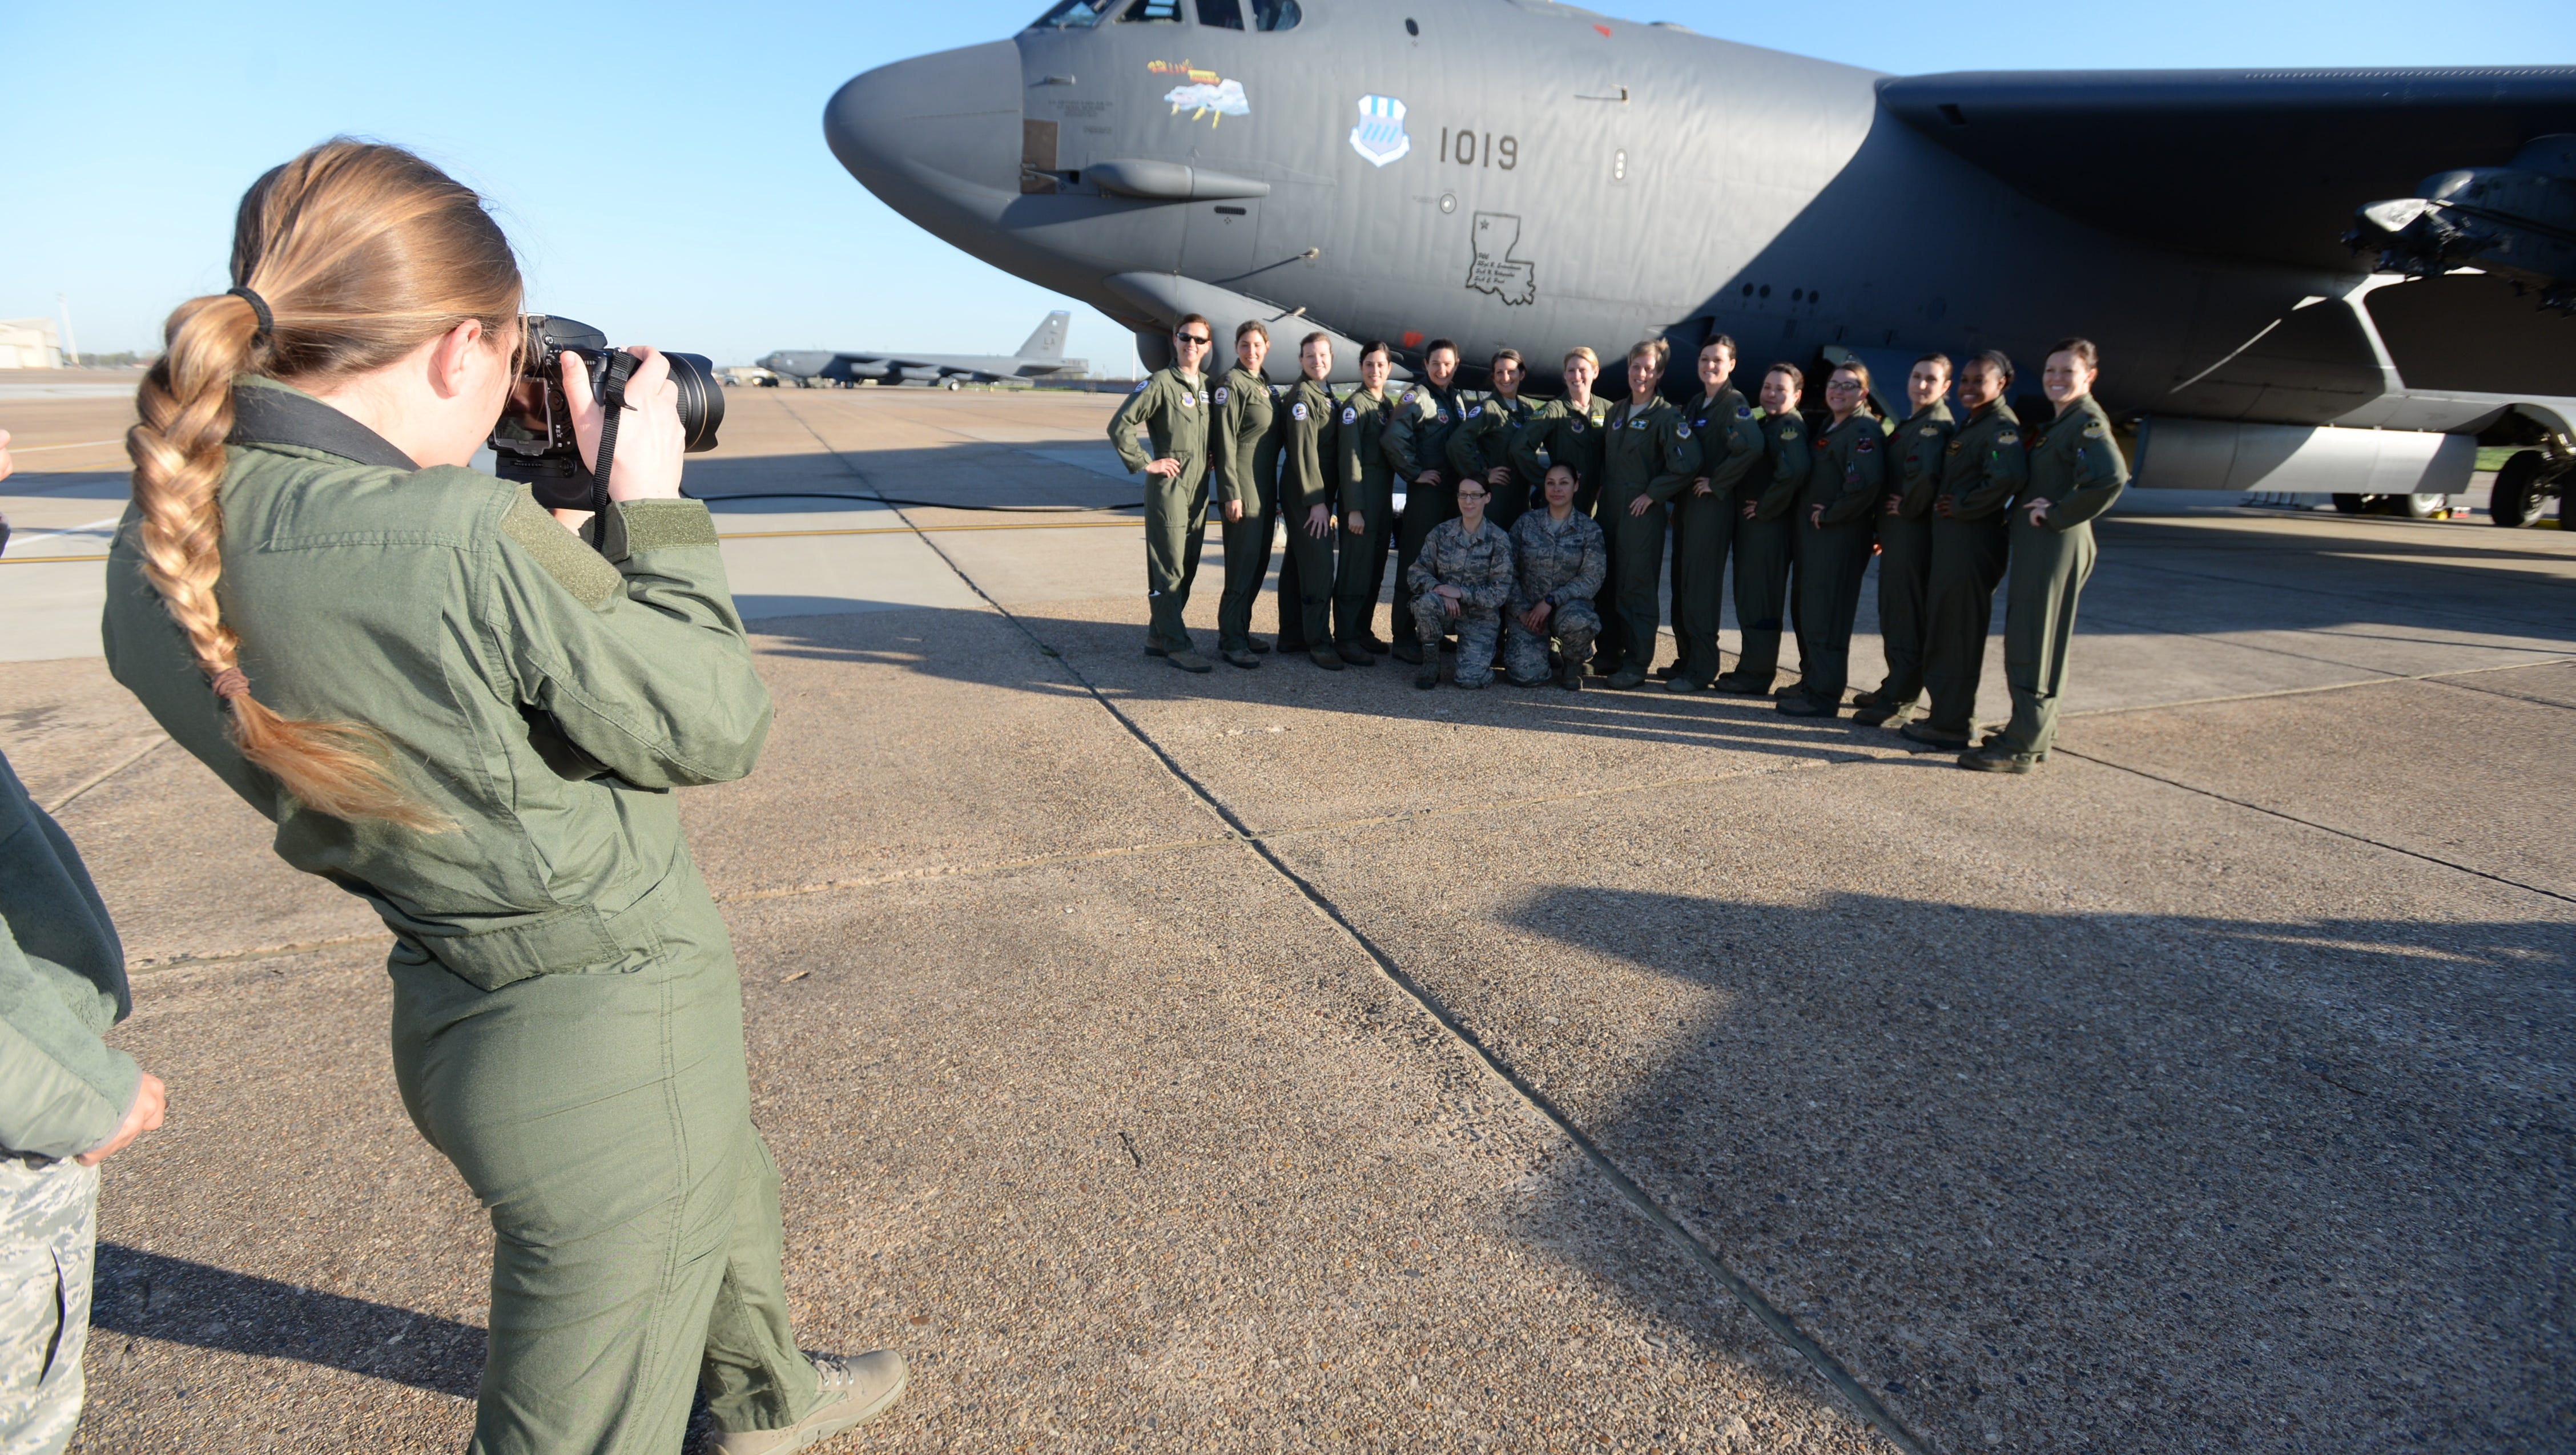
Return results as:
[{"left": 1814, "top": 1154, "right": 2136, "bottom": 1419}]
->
[{"left": 825, "top": 41, "right": 1023, "bottom": 202}]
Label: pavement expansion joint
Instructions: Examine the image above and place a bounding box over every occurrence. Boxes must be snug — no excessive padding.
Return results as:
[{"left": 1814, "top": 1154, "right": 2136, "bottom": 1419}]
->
[
  {"left": 2062, "top": 653, "right": 2576, "bottom": 720},
  {"left": 807, "top": 413, "right": 1933, "bottom": 1453},
  {"left": 42, "top": 733, "right": 167, "bottom": 815},
  {"left": 2055, "top": 745, "right": 2575, "bottom": 906}
]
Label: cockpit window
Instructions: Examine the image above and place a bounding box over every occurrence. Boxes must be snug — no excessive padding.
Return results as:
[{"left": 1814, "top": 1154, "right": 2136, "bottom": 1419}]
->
[
  {"left": 1025, "top": 0, "right": 1115, "bottom": 27},
  {"left": 1195, "top": 0, "right": 1301, "bottom": 27},
  {"left": 1119, "top": 0, "right": 1185, "bottom": 21}
]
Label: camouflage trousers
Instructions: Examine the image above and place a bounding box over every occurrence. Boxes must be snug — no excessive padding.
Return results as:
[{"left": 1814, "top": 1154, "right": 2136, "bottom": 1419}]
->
[
  {"left": 1502, "top": 600, "right": 1600, "bottom": 685},
  {"left": 1409, "top": 593, "right": 1502, "bottom": 687},
  {"left": 0, "top": 1158, "right": 98, "bottom": 1455}
]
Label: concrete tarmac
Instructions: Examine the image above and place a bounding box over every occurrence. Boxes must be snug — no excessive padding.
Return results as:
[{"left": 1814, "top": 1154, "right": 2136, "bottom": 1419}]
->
[{"left": 1, "top": 384, "right": 2569, "bottom": 1454}]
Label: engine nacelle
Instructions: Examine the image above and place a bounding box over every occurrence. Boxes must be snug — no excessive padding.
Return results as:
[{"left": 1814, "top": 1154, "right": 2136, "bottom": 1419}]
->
[{"left": 2350, "top": 135, "right": 2576, "bottom": 311}]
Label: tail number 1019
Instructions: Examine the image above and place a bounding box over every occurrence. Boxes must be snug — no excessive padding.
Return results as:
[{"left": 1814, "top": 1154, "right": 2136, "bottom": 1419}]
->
[{"left": 1440, "top": 129, "right": 1519, "bottom": 170}]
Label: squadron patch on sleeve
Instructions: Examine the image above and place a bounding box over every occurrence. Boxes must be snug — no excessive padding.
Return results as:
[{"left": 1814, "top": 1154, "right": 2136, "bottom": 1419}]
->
[
  {"left": 1132, "top": 380, "right": 1150, "bottom": 394},
  {"left": 1343, "top": 406, "right": 1358, "bottom": 425},
  {"left": 1214, "top": 386, "right": 1229, "bottom": 404},
  {"left": 2083, "top": 419, "right": 2107, "bottom": 439},
  {"left": 1782, "top": 426, "right": 1800, "bottom": 441},
  {"left": 1736, "top": 405, "right": 1753, "bottom": 419},
  {"left": 1854, "top": 433, "right": 1876, "bottom": 453},
  {"left": 1292, "top": 402, "right": 1309, "bottom": 421},
  {"left": 1436, "top": 410, "right": 1450, "bottom": 424}
]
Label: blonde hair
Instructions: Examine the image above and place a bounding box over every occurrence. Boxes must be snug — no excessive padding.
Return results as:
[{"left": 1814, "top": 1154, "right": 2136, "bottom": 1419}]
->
[
  {"left": 1563, "top": 346, "right": 1599, "bottom": 373},
  {"left": 127, "top": 140, "right": 521, "bottom": 829},
  {"left": 1628, "top": 339, "right": 1665, "bottom": 364}
]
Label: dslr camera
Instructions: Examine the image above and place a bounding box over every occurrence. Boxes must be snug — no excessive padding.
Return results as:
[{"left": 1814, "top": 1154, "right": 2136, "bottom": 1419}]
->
[{"left": 488, "top": 316, "right": 725, "bottom": 511}]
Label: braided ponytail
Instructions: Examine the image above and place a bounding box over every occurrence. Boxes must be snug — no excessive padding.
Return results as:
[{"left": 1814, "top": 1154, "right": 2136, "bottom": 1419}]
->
[{"left": 126, "top": 140, "right": 522, "bottom": 829}]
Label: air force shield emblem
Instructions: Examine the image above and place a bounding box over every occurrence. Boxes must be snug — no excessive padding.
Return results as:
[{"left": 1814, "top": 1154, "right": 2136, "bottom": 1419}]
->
[{"left": 1349, "top": 95, "right": 1412, "bottom": 168}]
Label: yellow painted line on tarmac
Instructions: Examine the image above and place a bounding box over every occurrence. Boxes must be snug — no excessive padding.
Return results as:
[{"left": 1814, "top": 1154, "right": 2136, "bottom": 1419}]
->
[
  {"left": 0, "top": 516, "right": 1182, "bottom": 563},
  {"left": 714, "top": 518, "right": 1144, "bottom": 541},
  {"left": 2, "top": 438, "right": 128, "bottom": 453}
]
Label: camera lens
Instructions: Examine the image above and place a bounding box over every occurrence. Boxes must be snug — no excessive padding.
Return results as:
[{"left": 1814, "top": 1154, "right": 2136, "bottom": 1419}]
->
[{"left": 663, "top": 353, "right": 726, "bottom": 454}]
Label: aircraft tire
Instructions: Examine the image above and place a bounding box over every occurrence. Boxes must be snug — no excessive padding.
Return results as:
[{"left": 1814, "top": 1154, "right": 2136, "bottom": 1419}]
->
[
  {"left": 2332, "top": 493, "right": 2368, "bottom": 514},
  {"left": 2391, "top": 492, "right": 2447, "bottom": 519},
  {"left": 2489, "top": 450, "right": 2547, "bottom": 528}
]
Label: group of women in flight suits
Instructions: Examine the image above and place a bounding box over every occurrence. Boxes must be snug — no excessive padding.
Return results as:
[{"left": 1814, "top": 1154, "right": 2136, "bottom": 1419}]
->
[{"left": 1108, "top": 315, "right": 2132, "bottom": 773}]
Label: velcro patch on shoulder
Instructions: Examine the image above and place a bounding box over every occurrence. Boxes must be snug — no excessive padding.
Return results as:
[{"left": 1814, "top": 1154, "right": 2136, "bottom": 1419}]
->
[
  {"left": 1855, "top": 433, "right": 1875, "bottom": 452},
  {"left": 2083, "top": 419, "right": 2108, "bottom": 439},
  {"left": 501, "top": 495, "right": 621, "bottom": 608},
  {"left": 1214, "top": 386, "right": 1230, "bottom": 404},
  {"left": 617, "top": 500, "right": 719, "bottom": 552},
  {"left": 1997, "top": 430, "right": 2020, "bottom": 446}
]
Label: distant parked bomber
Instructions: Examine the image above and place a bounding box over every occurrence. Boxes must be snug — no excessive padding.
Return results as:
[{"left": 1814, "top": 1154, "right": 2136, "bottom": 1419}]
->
[
  {"left": 759, "top": 311, "right": 1090, "bottom": 389},
  {"left": 823, "top": 0, "right": 2576, "bottom": 522}
]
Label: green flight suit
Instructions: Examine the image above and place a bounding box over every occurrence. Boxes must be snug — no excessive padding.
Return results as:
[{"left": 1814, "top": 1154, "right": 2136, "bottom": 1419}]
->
[
  {"left": 1868, "top": 402, "right": 1957, "bottom": 709},
  {"left": 1210, "top": 366, "right": 1284, "bottom": 655},
  {"left": 1385, "top": 381, "right": 1472, "bottom": 654},
  {"left": 1596, "top": 395, "right": 1703, "bottom": 678},
  {"left": 1720, "top": 412, "right": 1810, "bottom": 690},
  {"left": 1997, "top": 396, "right": 2128, "bottom": 755},
  {"left": 1334, "top": 387, "right": 1399, "bottom": 646},
  {"left": 1278, "top": 377, "right": 1341, "bottom": 649},
  {"left": 1791, "top": 413, "right": 1891, "bottom": 705},
  {"left": 100, "top": 378, "right": 817, "bottom": 1455},
  {"left": 0, "top": 749, "right": 133, "bottom": 1455},
  {"left": 1919, "top": 403, "right": 2027, "bottom": 740},
  {"left": 1671, "top": 386, "right": 1765, "bottom": 686},
  {"left": 1108, "top": 366, "right": 1213, "bottom": 654},
  {"left": 1511, "top": 394, "right": 1611, "bottom": 520},
  {"left": 1449, "top": 392, "right": 1539, "bottom": 529}
]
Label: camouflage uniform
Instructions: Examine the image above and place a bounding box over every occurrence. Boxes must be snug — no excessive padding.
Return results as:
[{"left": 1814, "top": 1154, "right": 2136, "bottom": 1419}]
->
[
  {"left": 1404, "top": 515, "right": 1515, "bottom": 686},
  {"left": 1503, "top": 508, "right": 1607, "bottom": 685},
  {"left": 0, "top": 1159, "right": 96, "bottom": 1455},
  {"left": 0, "top": 749, "right": 134, "bottom": 1455}
]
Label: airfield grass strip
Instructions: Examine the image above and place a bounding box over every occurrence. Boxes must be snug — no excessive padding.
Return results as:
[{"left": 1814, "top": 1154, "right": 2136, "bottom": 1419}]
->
[{"left": 772, "top": 393, "right": 1937, "bottom": 1455}]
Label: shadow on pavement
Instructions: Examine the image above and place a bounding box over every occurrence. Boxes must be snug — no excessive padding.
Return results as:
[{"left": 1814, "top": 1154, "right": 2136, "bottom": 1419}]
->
[
  {"left": 92, "top": 1244, "right": 484, "bottom": 1397},
  {"left": 1488, "top": 885, "right": 2571, "bottom": 1452}
]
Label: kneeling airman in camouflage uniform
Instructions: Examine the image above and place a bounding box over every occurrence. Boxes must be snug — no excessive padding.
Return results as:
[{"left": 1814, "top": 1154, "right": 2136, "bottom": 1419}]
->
[
  {"left": 1504, "top": 463, "right": 1608, "bottom": 689},
  {"left": 1406, "top": 476, "right": 1515, "bottom": 688}
]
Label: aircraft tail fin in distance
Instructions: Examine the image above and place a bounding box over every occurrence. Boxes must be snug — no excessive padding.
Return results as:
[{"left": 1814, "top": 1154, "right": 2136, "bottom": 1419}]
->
[{"left": 1017, "top": 311, "right": 1071, "bottom": 362}]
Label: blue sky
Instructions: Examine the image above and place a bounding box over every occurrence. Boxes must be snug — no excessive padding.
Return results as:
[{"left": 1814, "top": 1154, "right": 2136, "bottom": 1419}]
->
[{"left": 2, "top": 0, "right": 2565, "bottom": 366}]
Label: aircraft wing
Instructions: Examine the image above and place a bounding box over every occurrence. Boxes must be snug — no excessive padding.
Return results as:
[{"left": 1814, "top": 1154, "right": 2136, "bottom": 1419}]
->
[
  {"left": 1877, "top": 67, "right": 2576, "bottom": 272},
  {"left": 835, "top": 352, "right": 1008, "bottom": 384}
]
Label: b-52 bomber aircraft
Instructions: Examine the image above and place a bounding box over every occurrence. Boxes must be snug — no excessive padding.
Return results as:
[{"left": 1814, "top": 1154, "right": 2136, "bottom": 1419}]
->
[
  {"left": 757, "top": 309, "right": 1091, "bottom": 389},
  {"left": 823, "top": 0, "right": 2576, "bottom": 523}
]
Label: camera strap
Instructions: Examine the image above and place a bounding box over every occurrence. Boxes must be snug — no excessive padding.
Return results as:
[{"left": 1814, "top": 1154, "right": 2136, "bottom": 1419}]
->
[{"left": 584, "top": 351, "right": 642, "bottom": 549}]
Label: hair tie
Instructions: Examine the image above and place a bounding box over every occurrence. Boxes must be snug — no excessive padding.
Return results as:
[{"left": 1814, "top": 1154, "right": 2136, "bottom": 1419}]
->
[
  {"left": 225, "top": 287, "right": 273, "bottom": 342},
  {"left": 209, "top": 667, "right": 250, "bottom": 701}
]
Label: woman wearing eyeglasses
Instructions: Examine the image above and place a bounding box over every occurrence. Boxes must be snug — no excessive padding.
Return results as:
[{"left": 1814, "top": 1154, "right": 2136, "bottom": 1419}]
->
[{"left": 1108, "top": 313, "right": 1219, "bottom": 672}]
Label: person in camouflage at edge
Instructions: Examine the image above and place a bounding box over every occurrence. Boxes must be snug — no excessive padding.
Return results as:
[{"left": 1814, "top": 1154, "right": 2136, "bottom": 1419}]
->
[
  {"left": 1404, "top": 474, "right": 1516, "bottom": 689},
  {"left": 1503, "top": 463, "right": 1608, "bottom": 690}
]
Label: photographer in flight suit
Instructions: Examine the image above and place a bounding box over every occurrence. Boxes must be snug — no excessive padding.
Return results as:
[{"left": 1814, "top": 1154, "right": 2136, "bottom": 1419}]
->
[{"left": 99, "top": 142, "right": 900, "bottom": 1455}]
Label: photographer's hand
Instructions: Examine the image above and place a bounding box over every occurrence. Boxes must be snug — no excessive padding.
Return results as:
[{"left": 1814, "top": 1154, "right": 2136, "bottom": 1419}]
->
[{"left": 564, "top": 347, "right": 685, "bottom": 503}]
